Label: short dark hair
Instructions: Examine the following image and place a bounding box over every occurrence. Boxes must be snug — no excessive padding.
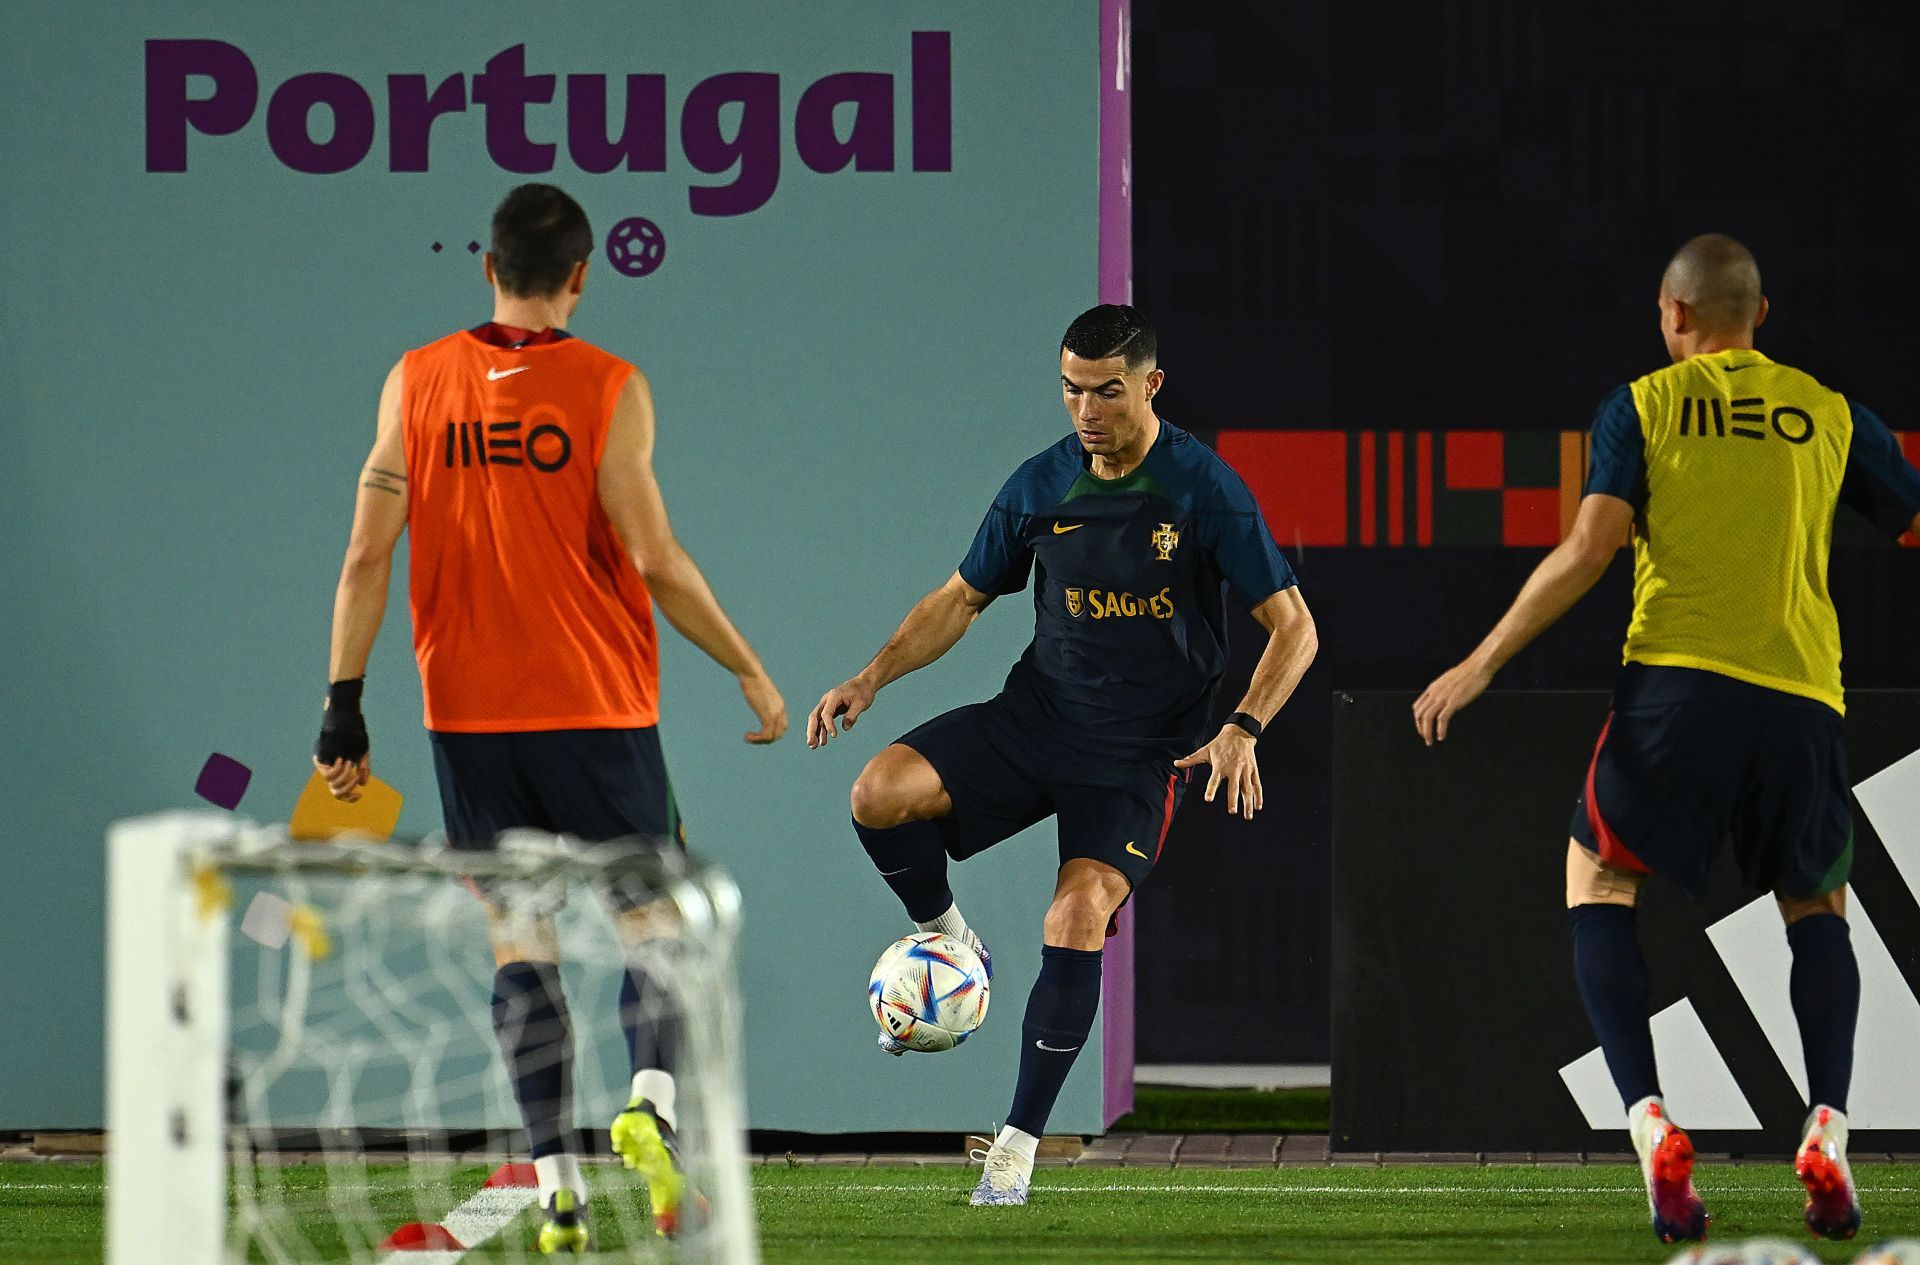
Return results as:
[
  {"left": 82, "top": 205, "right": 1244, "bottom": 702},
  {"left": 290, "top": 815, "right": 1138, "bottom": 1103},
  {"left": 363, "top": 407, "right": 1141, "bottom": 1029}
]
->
[
  {"left": 1661, "top": 233, "right": 1763, "bottom": 329},
  {"left": 489, "top": 184, "right": 594, "bottom": 298},
  {"left": 1062, "top": 304, "right": 1157, "bottom": 370}
]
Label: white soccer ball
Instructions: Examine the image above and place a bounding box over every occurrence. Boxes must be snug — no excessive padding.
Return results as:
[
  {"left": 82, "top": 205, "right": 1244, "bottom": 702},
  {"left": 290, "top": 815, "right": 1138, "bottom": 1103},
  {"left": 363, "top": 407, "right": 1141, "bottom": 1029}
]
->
[
  {"left": 1664, "top": 1240, "right": 1817, "bottom": 1265},
  {"left": 868, "top": 932, "right": 990, "bottom": 1052},
  {"left": 1854, "top": 1243, "right": 1920, "bottom": 1265}
]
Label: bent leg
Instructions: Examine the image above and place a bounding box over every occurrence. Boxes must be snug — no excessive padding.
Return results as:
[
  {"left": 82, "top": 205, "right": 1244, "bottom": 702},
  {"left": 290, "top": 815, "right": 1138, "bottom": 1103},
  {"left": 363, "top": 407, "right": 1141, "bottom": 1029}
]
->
[
  {"left": 851, "top": 743, "right": 958, "bottom": 924},
  {"left": 1565, "top": 840, "right": 1660, "bottom": 1111}
]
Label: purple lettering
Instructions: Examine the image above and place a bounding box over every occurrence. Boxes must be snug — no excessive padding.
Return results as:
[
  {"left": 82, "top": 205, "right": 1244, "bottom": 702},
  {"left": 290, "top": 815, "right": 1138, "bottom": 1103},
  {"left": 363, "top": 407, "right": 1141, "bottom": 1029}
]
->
[
  {"left": 795, "top": 73, "right": 894, "bottom": 173},
  {"left": 144, "top": 39, "right": 258, "bottom": 172},
  {"left": 388, "top": 73, "right": 467, "bottom": 172},
  {"left": 566, "top": 74, "right": 667, "bottom": 174},
  {"left": 911, "top": 31, "right": 951, "bottom": 172},
  {"left": 266, "top": 73, "right": 375, "bottom": 174},
  {"left": 681, "top": 72, "right": 780, "bottom": 216},
  {"left": 471, "top": 45, "right": 556, "bottom": 173}
]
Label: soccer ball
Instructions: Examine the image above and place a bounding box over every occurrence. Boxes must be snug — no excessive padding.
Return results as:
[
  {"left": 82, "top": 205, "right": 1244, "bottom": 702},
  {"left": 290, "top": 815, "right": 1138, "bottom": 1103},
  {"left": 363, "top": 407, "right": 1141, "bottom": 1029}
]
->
[
  {"left": 1664, "top": 1241, "right": 1816, "bottom": 1265},
  {"left": 1855, "top": 1243, "right": 1920, "bottom": 1265},
  {"left": 868, "top": 932, "right": 990, "bottom": 1052}
]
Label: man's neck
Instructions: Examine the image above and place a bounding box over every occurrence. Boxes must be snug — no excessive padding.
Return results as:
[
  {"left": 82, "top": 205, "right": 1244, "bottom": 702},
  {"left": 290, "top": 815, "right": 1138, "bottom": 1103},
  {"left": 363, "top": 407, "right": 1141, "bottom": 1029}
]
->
[
  {"left": 1090, "top": 414, "right": 1161, "bottom": 480},
  {"left": 491, "top": 295, "right": 570, "bottom": 332},
  {"left": 1680, "top": 330, "right": 1756, "bottom": 359}
]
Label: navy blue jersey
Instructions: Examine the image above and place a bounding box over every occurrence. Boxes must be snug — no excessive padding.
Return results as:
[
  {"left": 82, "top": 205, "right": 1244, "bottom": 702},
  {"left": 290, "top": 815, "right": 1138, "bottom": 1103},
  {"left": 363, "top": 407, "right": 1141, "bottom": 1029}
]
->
[{"left": 959, "top": 420, "right": 1298, "bottom": 755}]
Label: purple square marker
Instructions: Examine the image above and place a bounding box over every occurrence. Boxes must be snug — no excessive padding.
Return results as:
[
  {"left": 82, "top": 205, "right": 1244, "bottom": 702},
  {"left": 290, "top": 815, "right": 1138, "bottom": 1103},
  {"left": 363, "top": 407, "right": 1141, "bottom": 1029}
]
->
[{"left": 195, "top": 753, "right": 252, "bottom": 810}]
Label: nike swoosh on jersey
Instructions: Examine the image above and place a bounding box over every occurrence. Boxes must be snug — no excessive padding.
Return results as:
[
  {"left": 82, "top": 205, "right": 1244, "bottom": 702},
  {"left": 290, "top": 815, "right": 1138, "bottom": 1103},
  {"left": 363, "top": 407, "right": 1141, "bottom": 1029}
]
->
[
  {"left": 1722, "top": 363, "right": 1756, "bottom": 372},
  {"left": 1124, "top": 841, "right": 1147, "bottom": 860},
  {"left": 1034, "top": 1040, "right": 1081, "bottom": 1053},
  {"left": 486, "top": 366, "right": 531, "bottom": 381},
  {"left": 1052, "top": 522, "right": 1084, "bottom": 534}
]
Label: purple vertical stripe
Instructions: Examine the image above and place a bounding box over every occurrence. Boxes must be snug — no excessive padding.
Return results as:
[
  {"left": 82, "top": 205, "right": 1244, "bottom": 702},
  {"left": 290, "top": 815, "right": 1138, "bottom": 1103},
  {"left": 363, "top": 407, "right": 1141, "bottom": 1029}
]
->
[
  {"left": 1098, "top": 0, "right": 1135, "bottom": 1130},
  {"left": 911, "top": 31, "right": 952, "bottom": 171}
]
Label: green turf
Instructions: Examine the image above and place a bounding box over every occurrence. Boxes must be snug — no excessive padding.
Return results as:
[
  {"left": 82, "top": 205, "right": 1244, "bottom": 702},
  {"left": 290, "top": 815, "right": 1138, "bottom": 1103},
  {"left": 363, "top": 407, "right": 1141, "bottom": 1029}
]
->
[
  {"left": 6, "top": 1160, "right": 1916, "bottom": 1263},
  {"left": 1110, "top": 1085, "right": 1331, "bottom": 1133}
]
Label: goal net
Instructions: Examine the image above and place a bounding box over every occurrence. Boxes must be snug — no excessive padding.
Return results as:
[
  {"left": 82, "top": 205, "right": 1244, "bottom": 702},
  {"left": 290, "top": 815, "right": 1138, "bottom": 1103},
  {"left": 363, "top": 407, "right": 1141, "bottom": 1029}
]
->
[{"left": 105, "top": 811, "right": 758, "bottom": 1264}]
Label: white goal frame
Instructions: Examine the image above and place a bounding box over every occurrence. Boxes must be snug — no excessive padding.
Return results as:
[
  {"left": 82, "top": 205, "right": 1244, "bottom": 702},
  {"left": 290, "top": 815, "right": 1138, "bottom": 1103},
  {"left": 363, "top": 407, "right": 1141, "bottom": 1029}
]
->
[{"left": 105, "top": 810, "right": 758, "bottom": 1264}]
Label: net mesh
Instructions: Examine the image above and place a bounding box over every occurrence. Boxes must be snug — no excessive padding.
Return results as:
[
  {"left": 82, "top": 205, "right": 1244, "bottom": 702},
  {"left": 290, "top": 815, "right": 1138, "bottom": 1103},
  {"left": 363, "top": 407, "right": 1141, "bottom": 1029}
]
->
[{"left": 201, "top": 829, "right": 755, "bottom": 1264}]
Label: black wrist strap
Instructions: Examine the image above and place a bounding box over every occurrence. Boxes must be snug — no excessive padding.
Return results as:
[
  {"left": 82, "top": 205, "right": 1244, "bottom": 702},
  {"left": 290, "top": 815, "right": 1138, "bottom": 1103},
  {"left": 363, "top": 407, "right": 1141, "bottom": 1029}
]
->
[
  {"left": 325, "top": 677, "right": 366, "bottom": 715},
  {"left": 1226, "top": 710, "right": 1263, "bottom": 739}
]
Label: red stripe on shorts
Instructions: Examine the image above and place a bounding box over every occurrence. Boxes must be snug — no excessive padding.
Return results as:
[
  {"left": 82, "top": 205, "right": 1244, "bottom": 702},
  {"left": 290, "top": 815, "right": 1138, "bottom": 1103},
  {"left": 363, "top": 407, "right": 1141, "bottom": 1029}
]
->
[
  {"left": 1152, "top": 771, "right": 1181, "bottom": 864},
  {"left": 1584, "top": 712, "right": 1649, "bottom": 874}
]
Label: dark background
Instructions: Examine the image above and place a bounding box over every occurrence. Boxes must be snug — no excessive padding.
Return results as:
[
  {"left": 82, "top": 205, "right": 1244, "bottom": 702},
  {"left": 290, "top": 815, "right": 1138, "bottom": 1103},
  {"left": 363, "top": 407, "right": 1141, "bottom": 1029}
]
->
[
  {"left": 1128, "top": 0, "right": 1920, "bottom": 1063},
  {"left": 1331, "top": 690, "right": 1920, "bottom": 1152}
]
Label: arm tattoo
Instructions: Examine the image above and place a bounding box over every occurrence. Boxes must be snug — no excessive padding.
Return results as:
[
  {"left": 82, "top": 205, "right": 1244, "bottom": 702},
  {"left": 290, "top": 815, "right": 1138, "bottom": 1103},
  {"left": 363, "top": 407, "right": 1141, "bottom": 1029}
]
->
[{"left": 361, "top": 467, "right": 407, "bottom": 496}]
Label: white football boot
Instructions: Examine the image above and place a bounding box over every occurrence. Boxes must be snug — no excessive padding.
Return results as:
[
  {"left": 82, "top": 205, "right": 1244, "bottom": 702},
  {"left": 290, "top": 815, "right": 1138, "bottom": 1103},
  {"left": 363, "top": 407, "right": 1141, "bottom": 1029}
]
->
[
  {"left": 968, "top": 1139, "right": 1032, "bottom": 1207},
  {"left": 1796, "top": 1104, "right": 1862, "bottom": 1240},
  {"left": 1628, "top": 1096, "right": 1709, "bottom": 1244}
]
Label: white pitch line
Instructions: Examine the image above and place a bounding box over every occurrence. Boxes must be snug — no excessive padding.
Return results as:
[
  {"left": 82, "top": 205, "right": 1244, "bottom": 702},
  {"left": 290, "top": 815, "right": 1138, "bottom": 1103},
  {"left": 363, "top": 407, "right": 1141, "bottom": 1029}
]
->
[
  {"left": 379, "top": 1180, "right": 539, "bottom": 1261},
  {"left": 436, "top": 1185, "right": 541, "bottom": 1255}
]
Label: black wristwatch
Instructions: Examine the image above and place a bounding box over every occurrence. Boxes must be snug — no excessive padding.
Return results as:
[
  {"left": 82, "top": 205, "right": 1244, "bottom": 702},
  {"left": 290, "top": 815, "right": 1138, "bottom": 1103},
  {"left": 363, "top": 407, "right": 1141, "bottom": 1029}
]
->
[{"left": 1226, "top": 711, "right": 1264, "bottom": 740}]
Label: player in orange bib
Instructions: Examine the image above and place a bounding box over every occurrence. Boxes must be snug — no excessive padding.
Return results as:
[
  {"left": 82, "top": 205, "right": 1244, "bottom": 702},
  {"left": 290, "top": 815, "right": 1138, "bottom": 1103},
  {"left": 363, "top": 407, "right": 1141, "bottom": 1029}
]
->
[{"left": 313, "top": 184, "right": 786, "bottom": 1251}]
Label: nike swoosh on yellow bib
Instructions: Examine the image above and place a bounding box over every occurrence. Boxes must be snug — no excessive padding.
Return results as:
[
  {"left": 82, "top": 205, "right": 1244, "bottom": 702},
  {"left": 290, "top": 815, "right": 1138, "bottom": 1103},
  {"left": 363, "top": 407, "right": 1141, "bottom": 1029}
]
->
[
  {"left": 1125, "top": 841, "right": 1147, "bottom": 859},
  {"left": 1052, "top": 522, "right": 1084, "bottom": 534}
]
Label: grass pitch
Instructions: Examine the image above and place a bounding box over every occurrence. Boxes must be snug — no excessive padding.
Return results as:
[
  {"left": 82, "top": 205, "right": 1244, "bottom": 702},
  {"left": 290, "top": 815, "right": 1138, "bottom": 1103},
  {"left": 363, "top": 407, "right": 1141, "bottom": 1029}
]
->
[
  {"left": 1110, "top": 1085, "right": 1330, "bottom": 1133},
  {"left": 6, "top": 1160, "right": 1916, "bottom": 1263}
]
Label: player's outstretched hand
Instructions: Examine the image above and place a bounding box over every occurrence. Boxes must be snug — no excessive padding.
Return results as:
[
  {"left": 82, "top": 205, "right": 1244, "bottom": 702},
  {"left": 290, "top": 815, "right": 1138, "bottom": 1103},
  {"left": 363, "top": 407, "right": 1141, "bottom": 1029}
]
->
[
  {"left": 806, "top": 678, "right": 876, "bottom": 749},
  {"left": 314, "top": 754, "right": 370, "bottom": 803},
  {"left": 740, "top": 672, "right": 788, "bottom": 744},
  {"left": 1175, "top": 726, "right": 1262, "bottom": 820},
  {"left": 1413, "top": 658, "right": 1494, "bottom": 746}
]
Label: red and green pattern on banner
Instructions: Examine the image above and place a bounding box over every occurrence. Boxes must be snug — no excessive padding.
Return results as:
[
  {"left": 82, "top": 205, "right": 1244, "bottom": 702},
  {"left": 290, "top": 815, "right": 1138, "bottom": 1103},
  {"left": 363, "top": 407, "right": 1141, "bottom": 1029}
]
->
[{"left": 1218, "top": 428, "right": 1920, "bottom": 548}]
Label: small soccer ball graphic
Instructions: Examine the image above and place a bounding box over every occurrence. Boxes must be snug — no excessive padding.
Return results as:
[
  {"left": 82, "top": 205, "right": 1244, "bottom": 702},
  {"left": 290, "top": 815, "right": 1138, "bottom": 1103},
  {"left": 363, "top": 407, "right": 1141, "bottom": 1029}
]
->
[
  {"left": 1665, "top": 1240, "right": 1817, "bottom": 1265},
  {"left": 1854, "top": 1242, "right": 1920, "bottom": 1265},
  {"left": 868, "top": 932, "right": 990, "bottom": 1052},
  {"left": 605, "top": 216, "right": 666, "bottom": 277}
]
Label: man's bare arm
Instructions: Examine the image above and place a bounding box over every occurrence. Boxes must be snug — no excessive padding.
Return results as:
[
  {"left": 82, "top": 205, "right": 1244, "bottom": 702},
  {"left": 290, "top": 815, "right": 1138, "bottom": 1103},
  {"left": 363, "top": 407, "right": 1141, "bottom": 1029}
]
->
[
  {"left": 596, "top": 371, "right": 787, "bottom": 743},
  {"left": 1413, "top": 493, "right": 1635, "bottom": 745},
  {"left": 1174, "top": 586, "right": 1318, "bottom": 819},
  {"left": 1230, "top": 587, "right": 1318, "bottom": 725},
  {"left": 806, "top": 572, "right": 993, "bottom": 748},
  {"left": 328, "top": 360, "right": 409, "bottom": 680},
  {"left": 316, "top": 358, "right": 409, "bottom": 800}
]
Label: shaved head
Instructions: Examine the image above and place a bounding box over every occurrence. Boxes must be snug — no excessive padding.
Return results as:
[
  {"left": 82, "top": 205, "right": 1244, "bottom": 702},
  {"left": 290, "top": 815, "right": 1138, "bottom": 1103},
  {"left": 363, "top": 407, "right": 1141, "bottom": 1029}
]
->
[{"left": 1660, "top": 233, "right": 1763, "bottom": 331}]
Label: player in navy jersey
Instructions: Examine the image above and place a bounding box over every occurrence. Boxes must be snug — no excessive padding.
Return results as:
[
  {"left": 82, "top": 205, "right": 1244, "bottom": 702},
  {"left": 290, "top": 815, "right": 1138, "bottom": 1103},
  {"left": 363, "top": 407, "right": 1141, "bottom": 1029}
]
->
[{"left": 806, "top": 305, "right": 1319, "bottom": 1205}]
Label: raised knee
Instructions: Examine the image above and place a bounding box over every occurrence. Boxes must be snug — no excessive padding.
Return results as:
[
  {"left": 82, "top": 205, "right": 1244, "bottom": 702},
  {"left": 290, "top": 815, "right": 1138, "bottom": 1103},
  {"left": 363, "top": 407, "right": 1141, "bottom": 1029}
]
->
[{"left": 850, "top": 769, "right": 910, "bottom": 830}]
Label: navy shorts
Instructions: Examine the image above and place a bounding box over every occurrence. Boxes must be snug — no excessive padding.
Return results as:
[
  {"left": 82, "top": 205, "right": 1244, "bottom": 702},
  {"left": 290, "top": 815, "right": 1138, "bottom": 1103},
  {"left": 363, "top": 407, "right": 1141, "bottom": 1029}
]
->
[
  {"left": 1569, "top": 665, "right": 1852, "bottom": 901},
  {"left": 429, "top": 727, "right": 684, "bottom": 851},
  {"left": 896, "top": 693, "right": 1191, "bottom": 892}
]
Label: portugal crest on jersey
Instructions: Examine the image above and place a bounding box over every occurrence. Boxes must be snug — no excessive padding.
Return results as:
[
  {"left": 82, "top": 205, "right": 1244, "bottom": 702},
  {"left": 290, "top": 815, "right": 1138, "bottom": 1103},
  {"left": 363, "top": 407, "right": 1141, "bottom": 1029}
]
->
[
  {"left": 1065, "top": 587, "right": 1084, "bottom": 617},
  {"left": 1151, "top": 522, "right": 1181, "bottom": 561}
]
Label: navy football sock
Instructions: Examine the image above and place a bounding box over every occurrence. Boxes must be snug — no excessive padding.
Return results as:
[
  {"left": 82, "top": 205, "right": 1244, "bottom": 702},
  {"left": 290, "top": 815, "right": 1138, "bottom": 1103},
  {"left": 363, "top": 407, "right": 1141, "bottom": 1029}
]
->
[
  {"left": 619, "top": 965, "right": 682, "bottom": 1079},
  {"left": 491, "top": 962, "right": 574, "bottom": 1160},
  {"left": 1787, "top": 913, "right": 1859, "bottom": 1113},
  {"left": 1006, "top": 945, "right": 1103, "bottom": 1137},
  {"left": 1568, "top": 904, "right": 1660, "bottom": 1110},
  {"left": 853, "top": 816, "right": 952, "bottom": 923}
]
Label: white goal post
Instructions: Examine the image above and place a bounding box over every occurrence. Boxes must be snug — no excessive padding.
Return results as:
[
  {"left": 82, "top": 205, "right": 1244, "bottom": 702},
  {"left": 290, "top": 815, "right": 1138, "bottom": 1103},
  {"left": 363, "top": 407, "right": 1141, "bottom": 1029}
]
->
[{"left": 105, "top": 810, "right": 758, "bottom": 1264}]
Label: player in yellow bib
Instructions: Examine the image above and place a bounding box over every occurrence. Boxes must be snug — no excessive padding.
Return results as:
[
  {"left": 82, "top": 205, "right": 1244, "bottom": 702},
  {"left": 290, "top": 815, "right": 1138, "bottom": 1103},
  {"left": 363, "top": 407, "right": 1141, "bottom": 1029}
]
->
[{"left": 1414, "top": 235, "right": 1920, "bottom": 1245}]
